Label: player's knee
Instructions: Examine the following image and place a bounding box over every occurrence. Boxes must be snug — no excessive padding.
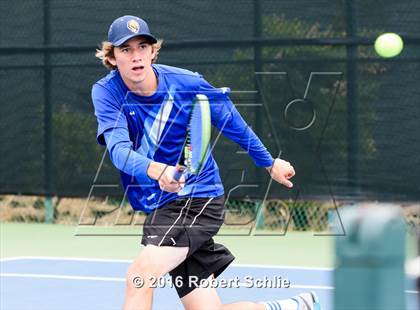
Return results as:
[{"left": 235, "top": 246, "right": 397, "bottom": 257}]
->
[
  {"left": 125, "top": 264, "right": 152, "bottom": 293},
  {"left": 125, "top": 259, "right": 165, "bottom": 289}
]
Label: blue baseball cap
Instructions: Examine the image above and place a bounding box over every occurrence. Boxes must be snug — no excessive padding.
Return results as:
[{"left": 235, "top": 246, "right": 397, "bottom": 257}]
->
[{"left": 108, "top": 15, "right": 157, "bottom": 46}]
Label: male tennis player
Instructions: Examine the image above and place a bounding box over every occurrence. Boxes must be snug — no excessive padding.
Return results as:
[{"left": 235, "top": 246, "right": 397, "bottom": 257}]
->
[{"left": 92, "top": 15, "right": 321, "bottom": 310}]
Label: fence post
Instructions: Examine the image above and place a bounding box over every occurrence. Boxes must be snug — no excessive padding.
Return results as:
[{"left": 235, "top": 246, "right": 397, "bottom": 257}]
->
[
  {"left": 43, "top": 0, "right": 54, "bottom": 223},
  {"left": 255, "top": 200, "right": 265, "bottom": 230},
  {"left": 253, "top": 0, "right": 264, "bottom": 194},
  {"left": 345, "top": 0, "right": 359, "bottom": 190}
]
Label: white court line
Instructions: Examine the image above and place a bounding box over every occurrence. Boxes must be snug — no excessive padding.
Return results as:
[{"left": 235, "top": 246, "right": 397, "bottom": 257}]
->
[
  {"left": 0, "top": 257, "right": 27, "bottom": 262},
  {"left": 237, "top": 282, "right": 334, "bottom": 290},
  {"left": 0, "top": 256, "right": 132, "bottom": 263},
  {"left": 0, "top": 256, "right": 331, "bottom": 270},
  {"left": 1, "top": 273, "right": 418, "bottom": 294},
  {"left": 234, "top": 263, "right": 332, "bottom": 271},
  {"left": 0, "top": 273, "right": 124, "bottom": 282},
  {"left": 291, "top": 284, "right": 334, "bottom": 290}
]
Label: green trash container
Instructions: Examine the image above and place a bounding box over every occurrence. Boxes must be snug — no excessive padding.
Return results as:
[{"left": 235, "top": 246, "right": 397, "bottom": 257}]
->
[{"left": 334, "top": 204, "right": 406, "bottom": 310}]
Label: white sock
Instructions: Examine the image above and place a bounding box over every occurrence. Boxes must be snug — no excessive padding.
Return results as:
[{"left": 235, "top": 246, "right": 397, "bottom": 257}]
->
[{"left": 260, "top": 298, "right": 299, "bottom": 310}]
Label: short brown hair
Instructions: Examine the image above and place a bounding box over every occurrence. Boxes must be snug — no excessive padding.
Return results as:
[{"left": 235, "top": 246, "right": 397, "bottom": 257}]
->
[{"left": 95, "top": 39, "right": 163, "bottom": 70}]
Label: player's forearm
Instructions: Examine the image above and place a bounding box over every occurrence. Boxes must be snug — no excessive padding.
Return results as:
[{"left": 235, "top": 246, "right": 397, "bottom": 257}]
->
[
  {"left": 214, "top": 106, "right": 273, "bottom": 167},
  {"left": 146, "top": 161, "right": 168, "bottom": 180},
  {"left": 103, "top": 128, "right": 152, "bottom": 183},
  {"left": 235, "top": 126, "right": 274, "bottom": 167},
  {"left": 103, "top": 128, "right": 176, "bottom": 184}
]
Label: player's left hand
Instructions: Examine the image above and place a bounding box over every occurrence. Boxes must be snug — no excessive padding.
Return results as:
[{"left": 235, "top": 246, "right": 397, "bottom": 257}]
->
[{"left": 266, "top": 158, "right": 295, "bottom": 188}]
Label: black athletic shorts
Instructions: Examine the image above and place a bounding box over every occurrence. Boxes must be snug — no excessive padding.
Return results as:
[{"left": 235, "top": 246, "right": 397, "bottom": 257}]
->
[{"left": 141, "top": 195, "right": 235, "bottom": 298}]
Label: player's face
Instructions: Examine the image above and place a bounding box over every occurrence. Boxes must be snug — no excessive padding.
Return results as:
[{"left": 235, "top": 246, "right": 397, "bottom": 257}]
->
[{"left": 109, "top": 36, "right": 157, "bottom": 89}]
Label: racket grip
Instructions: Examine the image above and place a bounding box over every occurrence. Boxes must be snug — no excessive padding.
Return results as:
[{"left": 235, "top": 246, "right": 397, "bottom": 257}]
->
[{"left": 173, "top": 166, "right": 186, "bottom": 181}]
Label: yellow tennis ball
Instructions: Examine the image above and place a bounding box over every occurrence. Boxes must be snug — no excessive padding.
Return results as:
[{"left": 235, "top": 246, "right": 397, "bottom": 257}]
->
[{"left": 374, "top": 33, "right": 404, "bottom": 58}]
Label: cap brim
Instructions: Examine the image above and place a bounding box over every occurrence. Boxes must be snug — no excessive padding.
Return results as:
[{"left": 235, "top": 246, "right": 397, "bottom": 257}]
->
[{"left": 113, "top": 33, "right": 158, "bottom": 46}]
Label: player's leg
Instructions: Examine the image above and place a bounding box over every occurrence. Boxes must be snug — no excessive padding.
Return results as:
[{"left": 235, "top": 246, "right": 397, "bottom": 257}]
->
[
  {"left": 123, "top": 244, "right": 188, "bottom": 310},
  {"left": 180, "top": 275, "right": 223, "bottom": 310},
  {"left": 181, "top": 280, "right": 321, "bottom": 310},
  {"left": 124, "top": 197, "right": 203, "bottom": 309}
]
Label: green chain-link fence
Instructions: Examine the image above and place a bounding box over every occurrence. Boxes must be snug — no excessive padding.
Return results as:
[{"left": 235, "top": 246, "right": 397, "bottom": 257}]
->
[{"left": 1, "top": 1, "right": 419, "bottom": 227}]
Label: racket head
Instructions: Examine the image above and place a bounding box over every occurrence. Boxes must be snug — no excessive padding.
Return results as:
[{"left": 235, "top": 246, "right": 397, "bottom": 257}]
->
[{"left": 187, "top": 94, "right": 211, "bottom": 174}]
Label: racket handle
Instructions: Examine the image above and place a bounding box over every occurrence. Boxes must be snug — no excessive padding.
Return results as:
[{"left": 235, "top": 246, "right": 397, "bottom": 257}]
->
[{"left": 173, "top": 165, "right": 186, "bottom": 181}]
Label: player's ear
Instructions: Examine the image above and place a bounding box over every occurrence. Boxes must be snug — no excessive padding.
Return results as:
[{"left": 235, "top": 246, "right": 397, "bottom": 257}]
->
[
  {"left": 151, "top": 46, "right": 157, "bottom": 60},
  {"left": 107, "top": 55, "right": 117, "bottom": 66}
]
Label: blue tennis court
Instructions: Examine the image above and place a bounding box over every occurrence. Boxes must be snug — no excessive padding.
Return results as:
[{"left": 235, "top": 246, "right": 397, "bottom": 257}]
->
[{"left": 1, "top": 257, "right": 418, "bottom": 309}]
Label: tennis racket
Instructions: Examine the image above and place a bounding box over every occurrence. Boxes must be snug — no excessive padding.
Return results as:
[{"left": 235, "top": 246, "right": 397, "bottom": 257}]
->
[{"left": 173, "top": 94, "right": 211, "bottom": 181}]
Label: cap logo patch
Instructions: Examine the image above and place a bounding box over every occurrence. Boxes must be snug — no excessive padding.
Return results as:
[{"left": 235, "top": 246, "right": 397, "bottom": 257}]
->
[{"left": 127, "top": 20, "right": 140, "bottom": 33}]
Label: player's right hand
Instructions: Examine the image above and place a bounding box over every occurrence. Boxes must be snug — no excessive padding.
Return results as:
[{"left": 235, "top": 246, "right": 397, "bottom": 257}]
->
[
  {"left": 147, "top": 161, "right": 185, "bottom": 193},
  {"left": 147, "top": 162, "right": 185, "bottom": 193},
  {"left": 157, "top": 165, "right": 185, "bottom": 193}
]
